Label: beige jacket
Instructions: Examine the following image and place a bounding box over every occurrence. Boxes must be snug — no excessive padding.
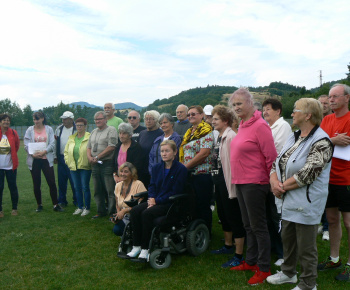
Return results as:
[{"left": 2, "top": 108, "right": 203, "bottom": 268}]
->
[{"left": 219, "top": 127, "right": 237, "bottom": 198}]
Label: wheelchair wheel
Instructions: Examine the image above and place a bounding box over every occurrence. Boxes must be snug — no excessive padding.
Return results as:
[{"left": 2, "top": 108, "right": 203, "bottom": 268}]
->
[
  {"left": 186, "top": 223, "right": 210, "bottom": 256},
  {"left": 149, "top": 249, "right": 172, "bottom": 269}
]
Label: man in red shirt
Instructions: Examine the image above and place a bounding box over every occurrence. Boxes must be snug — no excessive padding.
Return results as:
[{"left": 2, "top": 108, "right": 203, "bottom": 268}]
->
[{"left": 318, "top": 83, "right": 350, "bottom": 281}]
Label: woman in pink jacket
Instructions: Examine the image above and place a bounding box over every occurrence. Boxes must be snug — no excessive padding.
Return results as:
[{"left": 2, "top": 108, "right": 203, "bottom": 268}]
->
[
  {"left": 210, "top": 105, "right": 245, "bottom": 269},
  {"left": 229, "top": 88, "right": 277, "bottom": 285}
]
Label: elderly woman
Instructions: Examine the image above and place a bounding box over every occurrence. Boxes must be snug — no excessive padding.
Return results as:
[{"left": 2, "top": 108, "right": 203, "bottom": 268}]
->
[
  {"left": 112, "top": 162, "right": 147, "bottom": 236},
  {"left": 229, "top": 88, "right": 277, "bottom": 285},
  {"left": 267, "top": 98, "right": 333, "bottom": 290},
  {"left": 180, "top": 105, "right": 214, "bottom": 233},
  {"left": 210, "top": 106, "right": 245, "bottom": 268},
  {"left": 113, "top": 123, "right": 143, "bottom": 183},
  {"left": 24, "top": 112, "right": 63, "bottom": 212},
  {"left": 149, "top": 113, "right": 181, "bottom": 174},
  {"left": 138, "top": 110, "right": 163, "bottom": 188},
  {"left": 262, "top": 98, "right": 292, "bottom": 266},
  {"left": 64, "top": 118, "right": 91, "bottom": 216},
  {"left": 0, "top": 114, "right": 20, "bottom": 217},
  {"left": 127, "top": 140, "right": 187, "bottom": 260}
]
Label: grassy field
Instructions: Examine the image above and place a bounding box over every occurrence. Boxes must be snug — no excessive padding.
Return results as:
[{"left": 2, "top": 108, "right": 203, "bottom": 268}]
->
[{"left": 0, "top": 142, "right": 349, "bottom": 289}]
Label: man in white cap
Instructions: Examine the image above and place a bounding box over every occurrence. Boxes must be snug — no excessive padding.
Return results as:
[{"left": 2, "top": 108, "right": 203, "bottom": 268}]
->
[
  {"left": 55, "top": 111, "right": 77, "bottom": 207},
  {"left": 203, "top": 105, "right": 214, "bottom": 125}
]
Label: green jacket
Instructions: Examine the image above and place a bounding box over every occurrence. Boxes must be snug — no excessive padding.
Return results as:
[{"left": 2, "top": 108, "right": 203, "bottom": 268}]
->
[{"left": 64, "top": 132, "right": 91, "bottom": 171}]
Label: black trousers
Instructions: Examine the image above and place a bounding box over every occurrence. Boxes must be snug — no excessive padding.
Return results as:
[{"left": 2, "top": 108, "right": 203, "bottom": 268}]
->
[{"left": 130, "top": 202, "right": 170, "bottom": 249}]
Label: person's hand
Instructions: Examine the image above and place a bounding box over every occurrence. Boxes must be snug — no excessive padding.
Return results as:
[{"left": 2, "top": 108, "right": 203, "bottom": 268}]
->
[
  {"left": 88, "top": 156, "right": 98, "bottom": 164},
  {"left": 147, "top": 198, "right": 156, "bottom": 208},
  {"left": 113, "top": 174, "right": 121, "bottom": 183},
  {"left": 270, "top": 175, "right": 285, "bottom": 199},
  {"left": 116, "top": 210, "right": 125, "bottom": 220},
  {"left": 333, "top": 133, "right": 350, "bottom": 146}
]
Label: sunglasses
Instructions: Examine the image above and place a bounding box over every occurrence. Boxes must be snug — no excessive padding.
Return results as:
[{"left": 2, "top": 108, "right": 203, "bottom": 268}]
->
[
  {"left": 187, "top": 112, "right": 200, "bottom": 117},
  {"left": 128, "top": 116, "right": 137, "bottom": 120}
]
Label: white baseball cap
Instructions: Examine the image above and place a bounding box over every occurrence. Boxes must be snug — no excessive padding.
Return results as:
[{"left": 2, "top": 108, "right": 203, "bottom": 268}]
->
[
  {"left": 203, "top": 105, "right": 214, "bottom": 116},
  {"left": 60, "top": 111, "right": 74, "bottom": 119}
]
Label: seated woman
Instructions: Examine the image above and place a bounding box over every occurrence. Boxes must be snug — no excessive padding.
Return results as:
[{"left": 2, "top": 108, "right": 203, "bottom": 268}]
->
[
  {"left": 112, "top": 162, "right": 147, "bottom": 236},
  {"left": 127, "top": 140, "right": 188, "bottom": 261}
]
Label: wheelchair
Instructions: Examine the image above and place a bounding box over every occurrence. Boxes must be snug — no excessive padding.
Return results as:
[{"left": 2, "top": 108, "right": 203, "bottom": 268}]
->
[{"left": 116, "top": 178, "right": 210, "bottom": 269}]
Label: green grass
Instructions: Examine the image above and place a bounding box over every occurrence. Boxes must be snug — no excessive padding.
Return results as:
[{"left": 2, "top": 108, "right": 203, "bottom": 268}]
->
[{"left": 0, "top": 142, "right": 349, "bottom": 289}]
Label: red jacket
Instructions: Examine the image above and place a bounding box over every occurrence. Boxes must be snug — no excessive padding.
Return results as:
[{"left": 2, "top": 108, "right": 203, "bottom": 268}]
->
[{"left": 0, "top": 127, "right": 20, "bottom": 170}]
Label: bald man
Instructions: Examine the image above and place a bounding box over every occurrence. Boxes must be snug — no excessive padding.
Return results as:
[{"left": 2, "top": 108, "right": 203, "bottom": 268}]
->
[{"left": 174, "top": 104, "right": 191, "bottom": 138}]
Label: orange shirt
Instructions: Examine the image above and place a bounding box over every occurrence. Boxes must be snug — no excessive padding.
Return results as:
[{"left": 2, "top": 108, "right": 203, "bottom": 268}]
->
[{"left": 320, "top": 112, "right": 350, "bottom": 185}]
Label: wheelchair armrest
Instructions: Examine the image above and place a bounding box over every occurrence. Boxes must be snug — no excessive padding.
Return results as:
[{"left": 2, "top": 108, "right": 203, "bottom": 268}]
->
[
  {"left": 134, "top": 191, "right": 148, "bottom": 199},
  {"left": 169, "top": 194, "right": 188, "bottom": 201}
]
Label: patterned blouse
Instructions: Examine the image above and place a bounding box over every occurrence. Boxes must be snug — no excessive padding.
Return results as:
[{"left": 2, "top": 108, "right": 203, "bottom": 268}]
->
[
  {"left": 183, "top": 132, "right": 214, "bottom": 175},
  {"left": 271, "top": 136, "right": 333, "bottom": 187}
]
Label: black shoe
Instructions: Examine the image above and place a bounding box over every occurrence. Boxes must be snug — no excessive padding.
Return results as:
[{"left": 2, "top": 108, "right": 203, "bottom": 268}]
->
[
  {"left": 53, "top": 205, "right": 64, "bottom": 212},
  {"left": 36, "top": 205, "right": 43, "bottom": 212},
  {"left": 92, "top": 214, "right": 106, "bottom": 219},
  {"left": 59, "top": 202, "right": 68, "bottom": 208}
]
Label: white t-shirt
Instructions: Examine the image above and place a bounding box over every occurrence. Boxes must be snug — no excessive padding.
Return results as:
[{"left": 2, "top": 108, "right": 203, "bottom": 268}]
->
[
  {"left": 59, "top": 126, "right": 74, "bottom": 154},
  {"left": 0, "top": 135, "right": 13, "bottom": 170}
]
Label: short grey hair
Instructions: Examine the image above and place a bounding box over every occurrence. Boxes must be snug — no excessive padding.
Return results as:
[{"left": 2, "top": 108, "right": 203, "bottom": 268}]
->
[
  {"left": 144, "top": 110, "right": 160, "bottom": 122},
  {"left": 118, "top": 123, "right": 133, "bottom": 136},
  {"left": 177, "top": 104, "right": 188, "bottom": 112},
  {"left": 330, "top": 83, "right": 350, "bottom": 95},
  {"left": 318, "top": 95, "right": 328, "bottom": 100},
  {"left": 128, "top": 110, "right": 140, "bottom": 119},
  {"left": 229, "top": 88, "right": 254, "bottom": 106},
  {"left": 159, "top": 113, "right": 175, "bottom": 126},
  {"left": 94, "top": 111, "right": 107, "bottom": 119}
]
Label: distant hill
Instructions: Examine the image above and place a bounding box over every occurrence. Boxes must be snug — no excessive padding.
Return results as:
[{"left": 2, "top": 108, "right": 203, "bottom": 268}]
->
[
  {"left": 114, "top": 102, "right": 144, "bottom": 111},
  {"left": 70, "top": 102, "right": 102, "bottom": 108},
  {"left": 70, "top": 101, "right": 144, "bottom": 111}
]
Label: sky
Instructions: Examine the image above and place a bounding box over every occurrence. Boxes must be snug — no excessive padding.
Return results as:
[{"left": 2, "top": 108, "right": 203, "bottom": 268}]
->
[{"left": 0, "top": 0, "right": 349, "bottom": 110}]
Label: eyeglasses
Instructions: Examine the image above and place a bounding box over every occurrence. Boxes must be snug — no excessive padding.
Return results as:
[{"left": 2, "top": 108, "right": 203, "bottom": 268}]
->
[
  {"left": 328, "top": 95, "right": 344, "bottom": 99},
  {"left": 128, "top": 116, "right": 137, "bottom": 120},
  {"left": 76, "top": 124, "right": 85, "bottom": 127},
  {"left": 94, "top": 118, "right": 105, "bottom": 121},
  {"left": 292, "top": 109, "right": 302, "bottom": 113},
  {"left": 187, "top": 112, "right": 200, "bottom": 117}
]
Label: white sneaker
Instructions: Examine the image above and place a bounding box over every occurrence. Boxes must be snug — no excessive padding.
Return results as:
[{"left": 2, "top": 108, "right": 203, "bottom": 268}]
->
[
  {"left": 322, "top": 231, "right": 329, "bottom": 241},
  {"left": 73, "top": 208, "right": 83, "bottom": 215},
  {"left": 210, "top": 205, "right": 215, "bottom": 212},
  {"left": 274, "top": 258, "right": 284, "bottom": 266},
  {"left": 266, "top": 271, "right": 297, "bottom": 285},
  {"left": 138, "top": 249, "right": 149, "bottom": 259},
  {"left": 127, "top": 246, "right": 141, "bottom": 258},
  {"left": 81, "top": 209, "right": 90, "bottom": 216},
  {"left": 317, "top": 225, "right": 323, "bottom": 234},
  {"left": 292, "top": 286, "right": 316, "bottom": 290}
]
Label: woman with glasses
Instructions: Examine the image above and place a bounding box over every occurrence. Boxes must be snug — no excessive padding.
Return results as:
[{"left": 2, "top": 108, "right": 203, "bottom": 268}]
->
[
  {"left": 267, "top": 98, "right": 333, "bottom": 289},
  {"left": 180, "top": 105, "right": 214, "bottom": 234},
  {"left": 64, "top": 118, "right": 92, "bottom": 216},
  {"left": 24, "top": 112, "right": 63, "bottom": 212},
  {"left": 0, "top": 114, "right": 20, "bottom": 217},
  {"left": 149, "top": 113, "right": 181, "bottom": 174},
  {"left": 138, "top": 110, "right": 163, "bottom": 188}
]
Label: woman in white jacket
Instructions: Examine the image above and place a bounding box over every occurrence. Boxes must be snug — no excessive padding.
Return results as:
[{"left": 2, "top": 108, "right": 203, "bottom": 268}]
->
[
  {"left": 24, "top": 112, "right": 62, "bottom": 212},
  {"left": 210, "top": 105, "right": 245, "bottom": 268}
]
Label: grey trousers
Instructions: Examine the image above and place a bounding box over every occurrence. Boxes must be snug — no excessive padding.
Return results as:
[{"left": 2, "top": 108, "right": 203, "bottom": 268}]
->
[
  {"left": 236, "top": 183, "right": 270, "bottom": 272},
  {"left": 91, "top": 160, "right": 116, "bottom": 216},
  {"left": 281, "top": 220, "right": 318, "bottom": 290}
]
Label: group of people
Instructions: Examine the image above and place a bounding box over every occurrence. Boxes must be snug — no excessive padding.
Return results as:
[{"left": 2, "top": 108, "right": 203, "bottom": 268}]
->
[{"left": 1, "top": 84, "right": 350, "bottom": 289}]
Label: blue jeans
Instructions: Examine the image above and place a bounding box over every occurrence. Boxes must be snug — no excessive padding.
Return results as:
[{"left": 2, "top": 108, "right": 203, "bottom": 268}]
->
[
  {"left": 0, "top": 169, "right": 19, "bottom": 211},
  {"left": 113, "top": 220, "right": 126, "bottom": 236},
  {"left": 57, "top": 154, "right": 77, "bottom": 205},
  {"left": 70, "top": 169, "right": 92, "bottom": 210}
]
